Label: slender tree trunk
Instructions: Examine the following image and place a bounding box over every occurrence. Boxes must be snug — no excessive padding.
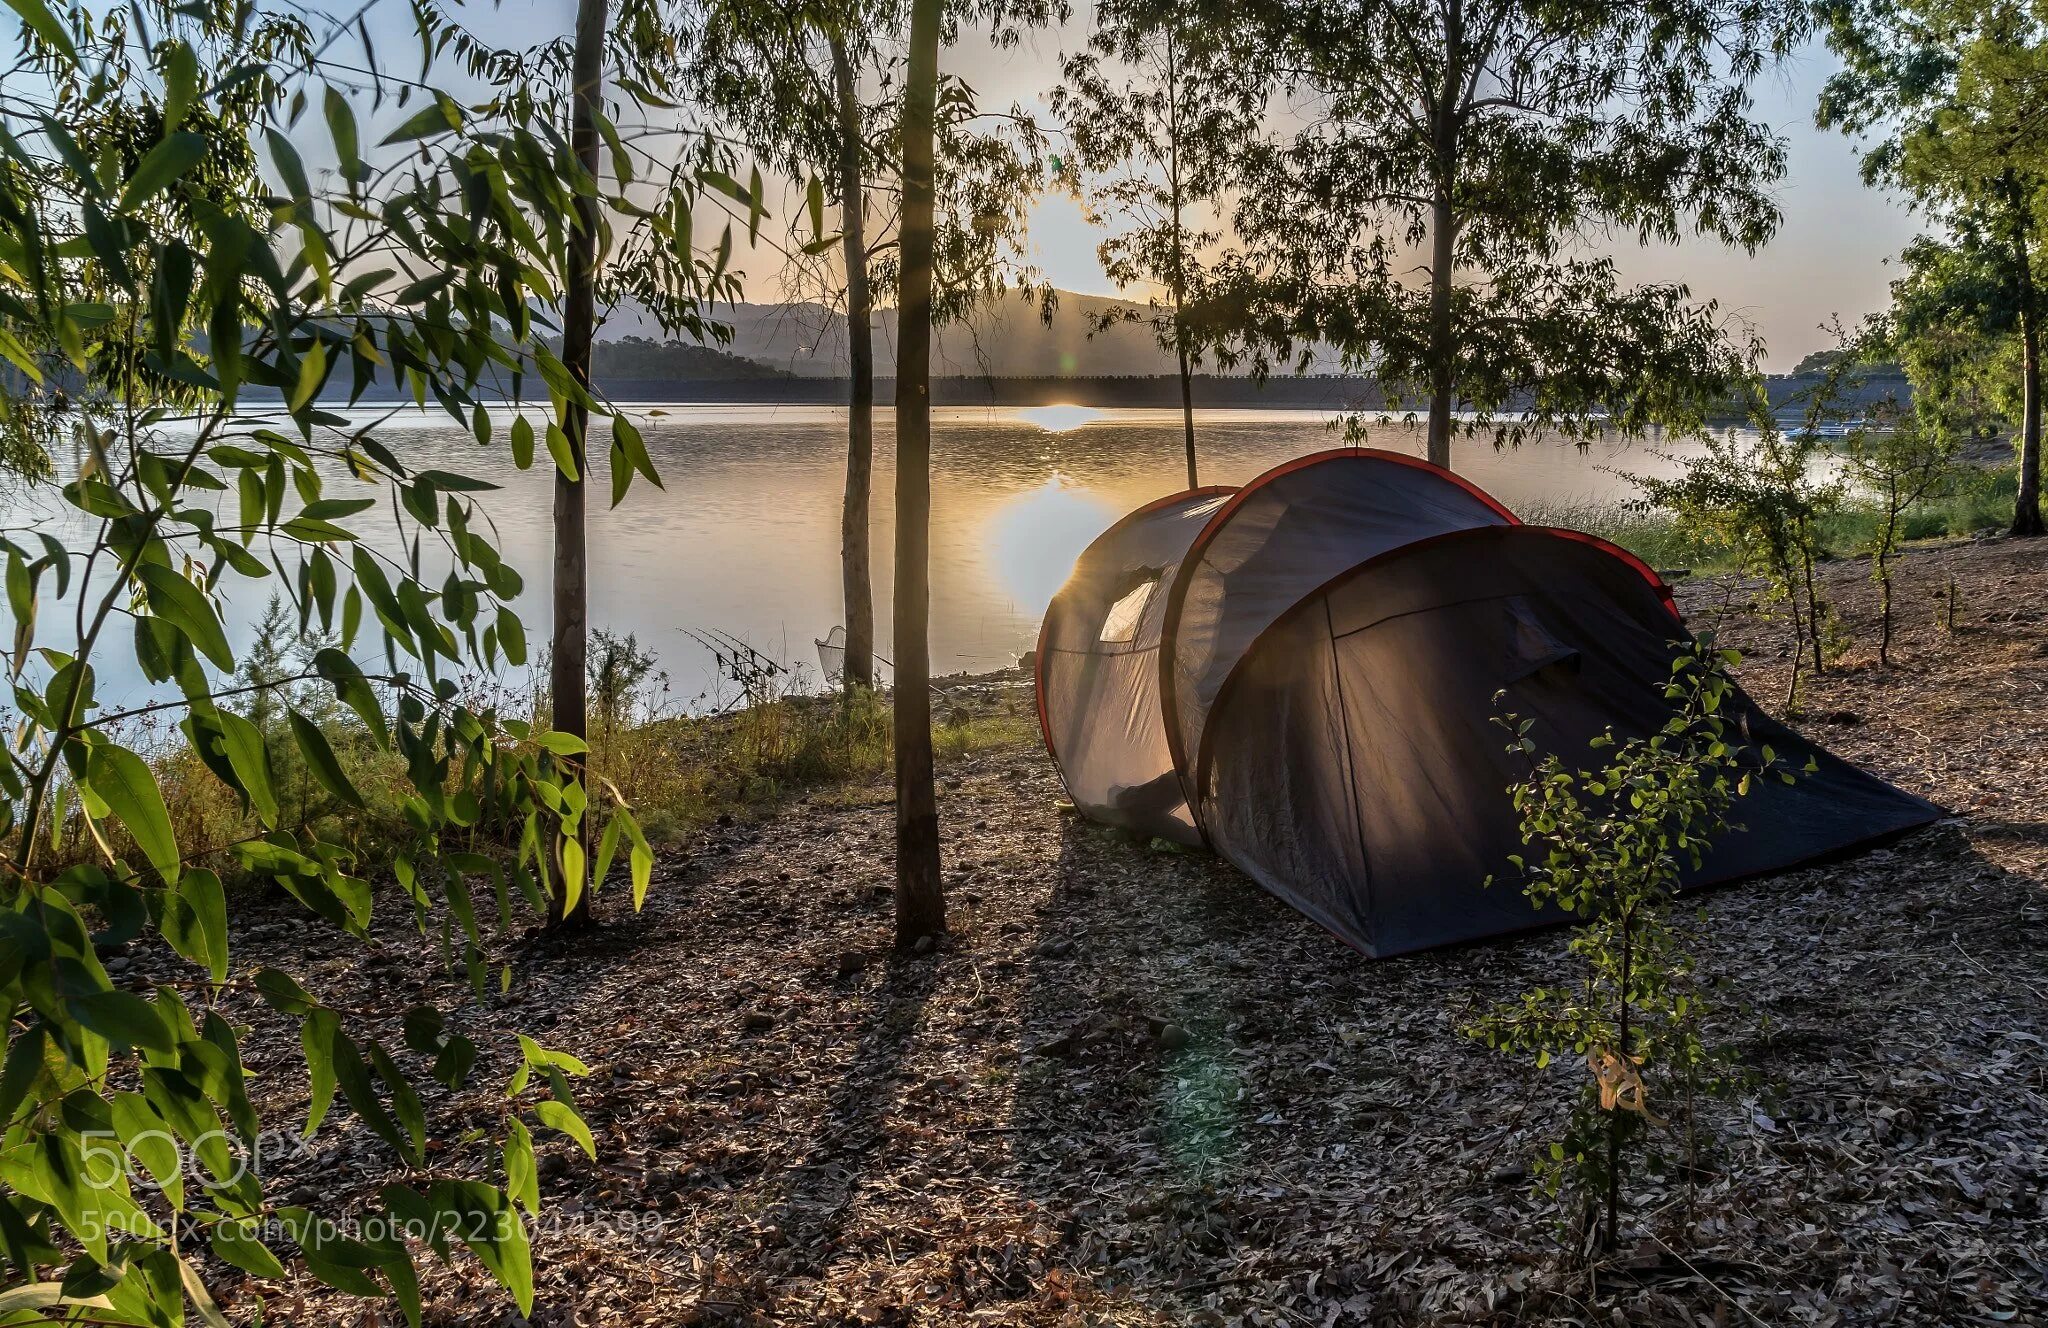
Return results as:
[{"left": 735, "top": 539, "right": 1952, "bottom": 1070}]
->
[
  {"left": 550, "top": 0, "right": 605, "bottom": 928},
  {"left": 891, "top": 0, "right": 945, "bottom": 948},
  {"left": 832, "top": 33, "right": 876, "bottom": 690},
  {"left": 1176, "top": 333, "right": 1197, "bottom": 488},
  {"left": 2006, "top": 175, "right": 2044, "bottom": 537},
  {"left": 1606, "top": 914, "right": 1631, "bottom": 1256},
  {"left": 1801, "top": 536, "right": 1825, "bottom": 675},
  {"left": 1424, "top": 1, "right": 1462, "bottom": 471},
  {"left": 1167, "top": 29, "right": 1197, "bottom": 489},
  {"left": 2016, "top": 298, "right": 2044, "bottom": 536},
  {"left": 1878, "top": 498, "right": 1898, "bottom": 667}
]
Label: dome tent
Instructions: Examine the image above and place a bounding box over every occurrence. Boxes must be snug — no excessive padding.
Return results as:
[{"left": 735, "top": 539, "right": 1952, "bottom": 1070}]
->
[{"left": 1035, "top": 449, "right": 1941, "bottom": 958}]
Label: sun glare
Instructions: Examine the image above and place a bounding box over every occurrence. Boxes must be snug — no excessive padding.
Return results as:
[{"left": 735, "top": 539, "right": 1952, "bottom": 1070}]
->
[
  {"left": 987, "top": 474, "right": 1115, "bottom": 614},
  {"left": 1017, "top": 404, "right": 1104, "bottom": 433}
]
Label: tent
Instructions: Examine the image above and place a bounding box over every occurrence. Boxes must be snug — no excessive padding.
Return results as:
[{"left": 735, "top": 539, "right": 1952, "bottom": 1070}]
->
[{"left": 1035, "top": 448, "right": 1941, "bottom": 958}]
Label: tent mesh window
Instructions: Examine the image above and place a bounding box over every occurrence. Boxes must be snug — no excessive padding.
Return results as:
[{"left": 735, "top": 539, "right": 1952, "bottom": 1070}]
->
[{"left": 1098, "top": 576, "right": 1159, "bottom": 643}]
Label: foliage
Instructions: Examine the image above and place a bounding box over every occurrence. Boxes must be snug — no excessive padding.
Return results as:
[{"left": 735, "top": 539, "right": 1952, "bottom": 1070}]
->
[
  {"left": 0, "top": 0, "right": 765, "bottom": 1314},
  {"left": 1838, "top": 324, "right": 1966, "bottom": 664},
  {"left": 1817, "top": 0, "right": 2048, "bottom": 534},
  {"left": 1466, "top": 637, "right": 1798, "bottom": 1255},
  {"left": 1052, "top": 0, "right": 1263, "bottom": 472},
  {"left": 692, "top": 0, "right": 1051, "bottom": 322},
  {"left": 1182, "top": 0, "right": 1803, "bottom": 463},
  {"left": 1884, "top": 228, "right": 2024, "bottom": 441},
  {"left": 1630, "top": 386, "right": 1846, "bottom": 709}
]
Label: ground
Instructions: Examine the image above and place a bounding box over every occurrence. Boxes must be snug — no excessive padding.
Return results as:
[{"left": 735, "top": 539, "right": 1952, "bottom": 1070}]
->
[{"left": 200, "top": 537, "right": 2046, "bottom": 1327}]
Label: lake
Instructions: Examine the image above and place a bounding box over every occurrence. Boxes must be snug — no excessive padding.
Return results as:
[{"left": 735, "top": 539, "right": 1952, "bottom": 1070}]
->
[{"left": 9, "top": 404, "right": 1721, "bottom": 707}]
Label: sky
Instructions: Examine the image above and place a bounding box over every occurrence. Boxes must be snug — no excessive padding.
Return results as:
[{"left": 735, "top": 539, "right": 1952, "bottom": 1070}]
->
[
  {"left": 333, "top": 1, "right": 1926, "bottom": 373},
  {"left": 951, "top": 22, "right": 1924, "bottom": 373}
]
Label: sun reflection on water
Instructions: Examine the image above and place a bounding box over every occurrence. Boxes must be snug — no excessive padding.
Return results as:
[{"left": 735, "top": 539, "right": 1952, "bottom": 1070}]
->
[
  {"left": 986, "top": 473, "right": 1116, "bottom": 615},
  {"left": 1016, "top": 404, "right": 1104, "bottom": 433}
]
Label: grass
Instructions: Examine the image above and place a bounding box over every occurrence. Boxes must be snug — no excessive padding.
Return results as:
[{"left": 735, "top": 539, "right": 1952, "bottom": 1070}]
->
[
  {"left": 1525, "top": 466, "right": 2019, "bottom": 573},
  {"left": 47, "top": 658, "right": 1041, "bottom": 894}
]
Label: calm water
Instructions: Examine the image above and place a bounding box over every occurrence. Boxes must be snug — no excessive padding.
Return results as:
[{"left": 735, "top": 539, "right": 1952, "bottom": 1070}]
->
[{"left": 9, "top": 405, "right": 1720, "bottom": 706}]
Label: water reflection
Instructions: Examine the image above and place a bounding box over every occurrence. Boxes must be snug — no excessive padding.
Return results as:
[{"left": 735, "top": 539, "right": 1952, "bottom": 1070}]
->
[
  {"left": 3, "top": 405, "right": 1722, "bottom": 706},
  {"left": 1016, "top": 404, "right": 1105, "bottom": 433},
  {"left": 985, "top": 474, "right": 1116, "bottom": 615}
]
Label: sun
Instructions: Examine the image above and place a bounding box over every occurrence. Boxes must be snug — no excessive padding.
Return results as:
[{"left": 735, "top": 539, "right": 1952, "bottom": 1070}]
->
[{"left": 1016, "top": 404, "right": 1104, "bottom": 433}]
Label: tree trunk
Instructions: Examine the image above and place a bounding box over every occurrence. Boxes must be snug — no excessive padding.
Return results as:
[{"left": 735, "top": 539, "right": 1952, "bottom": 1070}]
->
[
  {"left": 891, "top": 0, "right": 946, "bottom": 949},
  {"left": 2016, "top": 297, "right": 2044, "bottom": 536},
  {"left": 550, "top": 0, "right": 606, "bottom": 928},
  {"left": 833, "top": 33, "right": 876, "bottom": 689},
  {"left": 1424, "top": 0, "right": 1461, "bottom": 472},
  {"left": 2006, "top": 175, "right": 2043, "bottom": 537},
  {"left": 1176, "top": 334, "right": 1197, "bottom": 488},
  {"left": 1168, "top": 28, "right": 1198, "bottom": 489}
]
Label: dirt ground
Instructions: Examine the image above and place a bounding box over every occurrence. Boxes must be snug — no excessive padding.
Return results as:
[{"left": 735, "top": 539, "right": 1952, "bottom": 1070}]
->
[{"left": 213, "top": 536, "right": 2047, "bottom": 1327}]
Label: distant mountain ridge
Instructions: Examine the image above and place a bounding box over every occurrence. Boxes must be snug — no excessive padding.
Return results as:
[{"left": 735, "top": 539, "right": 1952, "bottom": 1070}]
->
[{"left": 595, "top": 290, "right": 1322, "bottom": 379}]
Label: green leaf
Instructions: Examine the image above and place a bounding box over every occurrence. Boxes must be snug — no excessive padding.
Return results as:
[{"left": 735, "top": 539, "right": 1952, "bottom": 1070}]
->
[
  {"left": 510, "top": 416, "right": 535, "bottom": 469},
  {"left": 85, "top": 742, "right": 180, "bottom": 882},
  {"left": 215, "top": 709, "right": 278, "bottom": 827},
  {"left": 533, "top": 1099, "right": 595, "bottom": 1159},
  {"left": 313, "top": 648, "right": 390, "bottom": 746},
  {"left": 70, "top": 990, "right": 176, "bottom": 1054},
  {"left": 288, "top": 709, "right": 364, "bottom": 808},
  {"left": 543, "top": 422, "right": 579, "bottom": 481},
  {"left": 137, "top": 563, "right": 233, "bottom": 671},
  {"left": 209, "top": 1219, "right": 287, "bottom": 1279},
  {"left": 379, "top": 93, "right": 463, "bottom": 145},
  {"left": 118, "top": 131, "right": 206, "bottom": 212},
  {"left": 264, "top": 128, "right": 309, "bottom": 202},
  {"left": 323, "top": 86, "right": 361, "bottom": 182},
  {"left": 503, "top": 1119, "right": 538, "bottom": 1212},
  {"left": 301, "top": 1008, "right": 339, "bottom": 1136},
  {"left": 163, "top": 867, "right": 228, "bottom": 982},
  {"left": 290, "top": 339, "right": 327, "bottom": 412},
  {"left": 426, "top": 1180, "right": 531, "bottom": 1314},
  {"left": 161, "top": 41, "right": 199, "bottom": 128}
]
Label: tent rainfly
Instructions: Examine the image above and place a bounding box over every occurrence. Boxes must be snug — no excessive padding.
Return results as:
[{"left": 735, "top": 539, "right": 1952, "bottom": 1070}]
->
[{"left": 1035, "top": 449, "right": 1941, "bottom": 958}]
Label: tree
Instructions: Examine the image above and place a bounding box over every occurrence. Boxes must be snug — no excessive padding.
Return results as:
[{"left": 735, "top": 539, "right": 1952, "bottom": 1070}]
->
[
  {"left": 693, "top": 0, "right": 888, "bottom": 690},
  {"left": 692, "top": 1, "right": 1044, "bottom": 693},
  {"left": 0, "top": 0, "right": 679, "bottom": 1316},
  {"left": 421, "top": 0, "right": 749, "bottom": 927},
  {"left": 1889, "top": 228, "right": 2026, "bottom": 450},
  {"left": 832, "top": 25, "right": 881, "bottom": 690},
  {"left": 893, "top": 0, "right": 947, "bottom": 946},
  {"left": 1818, "top": 0, "right": 2048, "bottom": 535},
  {"left": 1053, "top": 0, "right": 1258, "bottom": 487},
  {"left": 1191, "top": 0, "right": 1800, "bottom": 469},
  {"left": 554, "top": 0, "right": 609, "bottom": 925}
]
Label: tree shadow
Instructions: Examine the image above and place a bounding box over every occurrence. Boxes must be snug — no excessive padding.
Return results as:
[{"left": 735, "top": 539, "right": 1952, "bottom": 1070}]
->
[{"left": 995, "top": 814, "right": 2048, "bottom": 1325}]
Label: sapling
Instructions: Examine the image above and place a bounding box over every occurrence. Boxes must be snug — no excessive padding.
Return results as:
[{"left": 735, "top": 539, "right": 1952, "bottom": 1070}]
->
[{"left": 1465, "top": 635, "right": 1806, "bottom": 1257}]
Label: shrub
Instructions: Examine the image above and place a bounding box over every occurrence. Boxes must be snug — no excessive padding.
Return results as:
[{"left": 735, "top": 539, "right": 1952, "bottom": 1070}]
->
[{"left": 1465, "top": 636, "right": 1803, "bottom": 1257}]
